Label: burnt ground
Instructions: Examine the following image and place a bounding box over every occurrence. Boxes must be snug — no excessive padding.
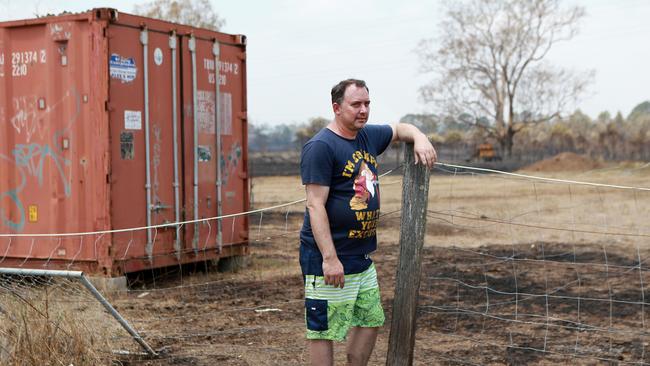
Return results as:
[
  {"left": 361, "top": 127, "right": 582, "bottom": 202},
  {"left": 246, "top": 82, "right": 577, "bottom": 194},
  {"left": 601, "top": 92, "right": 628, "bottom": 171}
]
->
[{"left": 112, "top": 214, "right": 650, "bottom": 365}]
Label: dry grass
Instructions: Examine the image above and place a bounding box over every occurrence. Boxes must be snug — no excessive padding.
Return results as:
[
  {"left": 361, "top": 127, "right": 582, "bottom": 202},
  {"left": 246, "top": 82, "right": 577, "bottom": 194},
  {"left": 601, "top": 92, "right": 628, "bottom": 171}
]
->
[
  {"left": 0, "top": 279, "right": 128, "bottom": 366},
  {"left": 250, "top": 165, "right": 650, "bottom": 251}
]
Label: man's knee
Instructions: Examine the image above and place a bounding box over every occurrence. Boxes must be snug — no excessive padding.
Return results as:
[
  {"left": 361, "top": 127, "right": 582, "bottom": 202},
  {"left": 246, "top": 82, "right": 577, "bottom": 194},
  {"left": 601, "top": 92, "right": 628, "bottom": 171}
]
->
[
  {"left": 347, "top": 350, "right": 371, "bottom": 365},
  {"left": 310, "top": 339, "right": 333, "bottom": 366},
  {"left": 346, "top": 327, "right": 378, "bottom": 365}
]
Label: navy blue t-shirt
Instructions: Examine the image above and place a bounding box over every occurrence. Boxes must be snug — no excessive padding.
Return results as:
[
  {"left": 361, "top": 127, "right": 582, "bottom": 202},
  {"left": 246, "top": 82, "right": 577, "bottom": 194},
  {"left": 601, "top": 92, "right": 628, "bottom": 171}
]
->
[{"left": 300, "top": 124, "right": 393, "bottom": 274}]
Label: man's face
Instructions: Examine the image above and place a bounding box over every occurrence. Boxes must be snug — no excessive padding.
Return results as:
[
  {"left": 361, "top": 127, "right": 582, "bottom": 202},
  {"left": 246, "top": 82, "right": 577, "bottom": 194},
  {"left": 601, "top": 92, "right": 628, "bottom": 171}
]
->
[{"left": 333, "top": 84, "right": 370, "bottom": 132}]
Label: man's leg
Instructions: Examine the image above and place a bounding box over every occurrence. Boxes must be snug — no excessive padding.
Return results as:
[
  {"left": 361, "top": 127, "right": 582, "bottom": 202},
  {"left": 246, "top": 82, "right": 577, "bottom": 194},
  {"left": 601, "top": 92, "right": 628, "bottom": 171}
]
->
[
  {"left": 346, "top": 326, "right": 379, "bottom": 366},
  {"left": 309, "top": 339, "right": 334, "bottom": 366}
]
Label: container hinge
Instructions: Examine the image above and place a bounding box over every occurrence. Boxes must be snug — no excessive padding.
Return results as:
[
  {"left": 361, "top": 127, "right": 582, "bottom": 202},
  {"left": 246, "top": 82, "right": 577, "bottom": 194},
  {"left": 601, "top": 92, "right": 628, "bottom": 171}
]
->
[
  {"left": 238, "top": 52, "right": 247, "bottom": 61},
  {"left": 235, "top": 34, "right": 247, "bottom": 46},
  {"left": 93, "top": 8, "right": 119, "bottom": 22},
  {"left": 238, "top": 111, "right": 247, "bottom": 121}
]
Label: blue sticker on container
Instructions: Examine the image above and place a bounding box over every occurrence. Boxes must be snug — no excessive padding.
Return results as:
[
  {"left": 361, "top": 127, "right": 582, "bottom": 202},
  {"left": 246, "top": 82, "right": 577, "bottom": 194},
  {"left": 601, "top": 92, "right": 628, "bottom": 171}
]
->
[{"left": 109, "top": 54, "right": 137, "bottom": 83}]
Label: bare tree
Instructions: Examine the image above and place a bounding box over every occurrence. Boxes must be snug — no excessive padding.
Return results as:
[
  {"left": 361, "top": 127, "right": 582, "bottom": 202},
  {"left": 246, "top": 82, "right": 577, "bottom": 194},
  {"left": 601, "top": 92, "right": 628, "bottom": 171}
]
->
[
  {"left": 133, "top": 0, "right": 225, "bottom": 31},
  {"left": 418, "top": 0, "right": 593, "bottom": 156}
]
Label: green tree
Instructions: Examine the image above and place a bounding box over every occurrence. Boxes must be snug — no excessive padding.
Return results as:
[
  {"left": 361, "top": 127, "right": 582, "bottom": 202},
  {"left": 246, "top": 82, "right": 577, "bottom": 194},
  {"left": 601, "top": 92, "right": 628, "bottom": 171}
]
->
[
  {"left": 133, "top": 0, "right": 225, "bottom": 30},
  {"left": 417, "top": 0, "right": 593, "bottom": 157}
]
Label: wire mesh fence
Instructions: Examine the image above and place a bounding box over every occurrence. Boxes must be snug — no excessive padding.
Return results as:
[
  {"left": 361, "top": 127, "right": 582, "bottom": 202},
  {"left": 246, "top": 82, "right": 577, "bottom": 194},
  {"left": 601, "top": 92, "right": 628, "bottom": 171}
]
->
[
  {"left": 1, "top": 162, "right": 649, "bottom": 364},
  {"left": 416, "top": 164, "right": 650, "bottom": 365}
]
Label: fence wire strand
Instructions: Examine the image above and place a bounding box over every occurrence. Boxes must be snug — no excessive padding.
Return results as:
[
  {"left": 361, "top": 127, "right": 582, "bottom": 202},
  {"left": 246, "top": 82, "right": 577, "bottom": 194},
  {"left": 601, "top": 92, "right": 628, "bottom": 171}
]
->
[{"left": 1, "top": 161, "right": 650, "bottom": 364}]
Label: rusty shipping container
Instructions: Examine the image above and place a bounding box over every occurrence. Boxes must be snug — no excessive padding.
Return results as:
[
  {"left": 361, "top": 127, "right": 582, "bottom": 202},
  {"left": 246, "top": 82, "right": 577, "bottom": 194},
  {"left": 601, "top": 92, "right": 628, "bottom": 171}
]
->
[{"left": 0, "top": 8, "right": 249, "bottom": 276}]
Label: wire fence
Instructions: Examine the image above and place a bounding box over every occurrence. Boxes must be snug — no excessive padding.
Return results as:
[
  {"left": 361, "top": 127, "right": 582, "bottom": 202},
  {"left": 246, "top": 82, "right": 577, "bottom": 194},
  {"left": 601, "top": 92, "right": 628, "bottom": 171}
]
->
[
  {"left": 416, "top": 163, "right": 650, "bottom": 365},
  {"left": 1, "top": 162, "right": 649, "bottom": 364}
]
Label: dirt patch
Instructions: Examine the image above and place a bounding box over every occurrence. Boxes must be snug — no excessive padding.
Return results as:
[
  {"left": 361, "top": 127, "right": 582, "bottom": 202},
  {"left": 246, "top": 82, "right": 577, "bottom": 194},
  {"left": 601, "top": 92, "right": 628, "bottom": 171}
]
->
[
  {"left": 113, "top": 236, "right": 650, "bottom": 365},
  {"left": 520, "top": 152, "right": 604, "bottom": 172},
  {"left": 416, "top": 242, "right": 650, "bottom": 365}
]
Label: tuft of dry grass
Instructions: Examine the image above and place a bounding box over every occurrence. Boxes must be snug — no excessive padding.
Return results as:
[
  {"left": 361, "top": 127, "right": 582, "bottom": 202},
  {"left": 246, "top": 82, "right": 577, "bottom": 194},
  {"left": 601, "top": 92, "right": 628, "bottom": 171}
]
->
[{"left": 0, "top": 280, "right": 126, "bottom": 366}]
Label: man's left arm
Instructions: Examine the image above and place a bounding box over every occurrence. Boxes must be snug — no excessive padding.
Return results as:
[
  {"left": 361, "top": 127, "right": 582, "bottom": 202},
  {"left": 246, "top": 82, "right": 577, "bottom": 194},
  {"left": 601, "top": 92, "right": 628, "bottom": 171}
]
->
[{"left": 391, "top": 123, "right": 438, "bottom": 168}]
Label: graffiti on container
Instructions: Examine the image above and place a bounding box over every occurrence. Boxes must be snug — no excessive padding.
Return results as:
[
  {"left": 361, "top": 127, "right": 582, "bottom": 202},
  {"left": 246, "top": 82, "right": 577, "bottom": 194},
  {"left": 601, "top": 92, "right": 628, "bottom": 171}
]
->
[
  {"left": 120, "top": 132, "right": 134, "bottom": 160},
  {"left": 198, "top": 146, "right": 212, "bottom": 162},
  {"left": 9, "top": 90, "right": 78, "bottom": 143},
  {"left": 49, "top": 23, "right": 71, "bottom": 41},
  {"left": 195, "top": 90, "right": 232, "bottom": 136},
  {"left": 152, "top": 125, "right": 162, "bottom": 204},
  {"left": 10, "top": 96, "right": 42, "bottom": 143},
  {"left": 109, "top": 54, "right": 137, "bottom": 83},
  {"left": 0, "top": 135, "right": 72, "bottom": 231},
  {"left": 197, "top": 90, "right": 215, "bottom": 133},
  {"left": 220, "top": 142, "right": 242, "bottom": 186},
  {"left": 1, "top": 88, "right": 80, "bottom": 231}
]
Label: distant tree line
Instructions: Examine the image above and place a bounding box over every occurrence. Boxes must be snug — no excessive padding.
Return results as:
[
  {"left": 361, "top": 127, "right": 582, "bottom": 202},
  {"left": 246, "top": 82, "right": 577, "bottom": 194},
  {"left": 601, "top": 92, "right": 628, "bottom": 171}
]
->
[
  {"left": 249, "top": 117, "right": 328, "bottom": 152},
  {"left": 249, "top": 100, "right": 650, "bottom": 163}
]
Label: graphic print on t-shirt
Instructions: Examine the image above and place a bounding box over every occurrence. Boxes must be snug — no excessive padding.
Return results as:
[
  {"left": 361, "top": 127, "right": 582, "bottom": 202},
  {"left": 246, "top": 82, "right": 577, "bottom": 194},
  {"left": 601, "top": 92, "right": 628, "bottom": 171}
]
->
[
  {"left": 349, "top": 160, "right": 377, "bottom": 210},
  {"left": 300, "top": 125, "right": 393, "bottom": 257}
]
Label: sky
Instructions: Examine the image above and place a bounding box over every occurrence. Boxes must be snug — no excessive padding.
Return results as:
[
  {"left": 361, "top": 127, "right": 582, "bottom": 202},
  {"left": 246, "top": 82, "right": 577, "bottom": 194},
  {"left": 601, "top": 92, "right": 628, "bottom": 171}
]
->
[{"left": 1, "top": 0, "right": 649, "bottom": 126}]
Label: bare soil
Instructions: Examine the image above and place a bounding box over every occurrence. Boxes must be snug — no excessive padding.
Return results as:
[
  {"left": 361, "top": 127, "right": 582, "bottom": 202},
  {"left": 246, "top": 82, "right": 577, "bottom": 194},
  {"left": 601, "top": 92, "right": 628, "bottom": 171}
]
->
[{"left": 521, "top": 152, "right": 604, "bottom": 172}]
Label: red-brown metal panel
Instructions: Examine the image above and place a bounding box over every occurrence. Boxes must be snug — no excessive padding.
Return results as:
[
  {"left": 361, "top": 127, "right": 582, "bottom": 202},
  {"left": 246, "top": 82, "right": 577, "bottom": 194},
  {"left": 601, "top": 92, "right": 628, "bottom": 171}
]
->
[
  {"left": 106, "top": 23, "right": 180, "bottom": 272},
  {"left": 178, "top": 30, "right": 250, "bottom": 263},
  {"left": 0, "top": 14, "right": 111, "bottom": 273},
  {"left": 0, "top": 9, "right": 249, "bottom": 276}
]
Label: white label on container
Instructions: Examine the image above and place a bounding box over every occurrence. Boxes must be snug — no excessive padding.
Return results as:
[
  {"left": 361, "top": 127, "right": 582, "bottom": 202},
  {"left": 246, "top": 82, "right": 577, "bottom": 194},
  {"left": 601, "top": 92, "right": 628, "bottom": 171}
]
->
[
  {"left": 124, "top": 110, "right": 142, "bottom": 130},
  {"left": 110, "top": 53, "right": 137, "bottom": 83},
  {"left": 194, "top": 91, "right": 233, "bottom": 135},
  {"left": 220, "top": 92, "right": 232, "bottom": 136},
  {"left": 153, "top": 48, "right": 163, "bottom": 66},
  {"left": 197, "top": 90, "right": 215, "bottom": 134}
]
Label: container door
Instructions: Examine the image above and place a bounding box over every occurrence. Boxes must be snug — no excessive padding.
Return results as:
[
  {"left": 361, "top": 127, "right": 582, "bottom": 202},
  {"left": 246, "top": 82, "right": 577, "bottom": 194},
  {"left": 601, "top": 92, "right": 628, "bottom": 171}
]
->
[
  {"left": 0, "top": 19, "right": 109, "bottom": 271},
  {"left": 108, "top": 26, "right": 180, "bottom": 269},
  {"left": 180, "top": 35, "right": 249, "bottom": 256},
  {"left": 218, "top": 41, "right": 249, "bottom": 250}
]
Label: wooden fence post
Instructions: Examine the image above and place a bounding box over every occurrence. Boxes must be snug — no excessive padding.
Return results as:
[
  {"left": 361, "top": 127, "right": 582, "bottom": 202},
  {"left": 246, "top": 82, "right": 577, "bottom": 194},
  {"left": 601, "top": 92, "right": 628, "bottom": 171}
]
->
[{"left": 386, "top": 143, "right": 431, "bottom": 366}]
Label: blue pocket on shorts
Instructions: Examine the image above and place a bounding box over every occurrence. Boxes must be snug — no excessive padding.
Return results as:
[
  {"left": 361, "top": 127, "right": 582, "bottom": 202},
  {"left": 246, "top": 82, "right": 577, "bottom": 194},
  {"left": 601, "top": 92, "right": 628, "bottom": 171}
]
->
[{"left": 305, "top": 298, "right": 328, "bottom": 331}]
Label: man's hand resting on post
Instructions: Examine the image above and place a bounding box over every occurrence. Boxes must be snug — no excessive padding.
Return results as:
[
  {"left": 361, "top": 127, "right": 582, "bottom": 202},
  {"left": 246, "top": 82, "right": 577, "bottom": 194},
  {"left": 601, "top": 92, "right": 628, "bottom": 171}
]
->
[{"left": 391, "top": 123, "right": 437, "bottom": 169}]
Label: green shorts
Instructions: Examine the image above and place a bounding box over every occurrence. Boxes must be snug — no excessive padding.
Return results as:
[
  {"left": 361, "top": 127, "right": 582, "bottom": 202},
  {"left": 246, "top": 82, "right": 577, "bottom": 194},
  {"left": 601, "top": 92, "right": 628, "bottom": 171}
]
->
[{"left": 304, "top": 263, "right": 385, "bottom": 341}]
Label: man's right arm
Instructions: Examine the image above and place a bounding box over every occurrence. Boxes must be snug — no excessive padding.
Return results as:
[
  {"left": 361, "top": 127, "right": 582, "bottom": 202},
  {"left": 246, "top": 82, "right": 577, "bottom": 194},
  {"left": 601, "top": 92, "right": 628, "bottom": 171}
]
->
[{"left": 305, "top": 184, "right": 345, "bottom": 288}]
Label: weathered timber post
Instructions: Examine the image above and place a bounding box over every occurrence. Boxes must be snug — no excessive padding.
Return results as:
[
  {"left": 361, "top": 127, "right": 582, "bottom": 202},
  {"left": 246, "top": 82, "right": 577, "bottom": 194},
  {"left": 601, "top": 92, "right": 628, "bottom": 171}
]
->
[{"left": 386, "top": 144, "right": 430, "bottom": 366}]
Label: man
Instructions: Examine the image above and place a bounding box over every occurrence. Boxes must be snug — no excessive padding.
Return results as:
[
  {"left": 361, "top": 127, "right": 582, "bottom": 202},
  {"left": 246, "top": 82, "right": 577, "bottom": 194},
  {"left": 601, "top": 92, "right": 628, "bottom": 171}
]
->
[{"left": 300, "top": 78, "right": 437, "bottom": 365}]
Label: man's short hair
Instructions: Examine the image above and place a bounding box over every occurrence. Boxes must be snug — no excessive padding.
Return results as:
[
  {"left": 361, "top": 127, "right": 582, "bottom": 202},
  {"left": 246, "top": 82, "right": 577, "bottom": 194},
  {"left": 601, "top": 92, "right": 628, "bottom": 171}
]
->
[{"left": 331, "top": 79, "right": 369, "bottom": 105}]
